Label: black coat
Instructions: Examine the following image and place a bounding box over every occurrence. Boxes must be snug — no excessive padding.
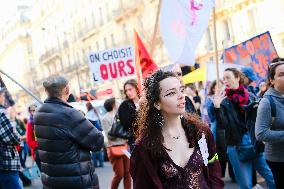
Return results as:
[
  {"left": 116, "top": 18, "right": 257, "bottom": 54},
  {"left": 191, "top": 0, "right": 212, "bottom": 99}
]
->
[
  {"left": 118, "top": 100, "right": 137, "bottom": 143},
  {"left": 34, "top": 98, "right": 104, "bottom": 189},
  {"left": 185, "top": 96, "right": 197, "bottom": 114},
  {"left": 214, "top": 94, "right": 256, "bottom": 146}
]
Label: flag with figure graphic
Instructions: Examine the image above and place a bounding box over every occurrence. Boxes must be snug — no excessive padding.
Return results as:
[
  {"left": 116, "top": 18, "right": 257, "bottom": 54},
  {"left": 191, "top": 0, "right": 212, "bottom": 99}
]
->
[
  {"left": 160, "top": 0, "right": 214, "bottom": 66},
  {"left": 0, "top": 75, "right": 15, "bottom": 107}
]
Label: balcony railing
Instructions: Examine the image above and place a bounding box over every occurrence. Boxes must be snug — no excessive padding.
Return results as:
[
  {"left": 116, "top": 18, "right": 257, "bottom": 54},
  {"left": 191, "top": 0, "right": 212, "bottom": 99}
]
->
[
  {"left": 39, "top": 47, "right": 60, "bottom": 63},
  {"left": 113, "top": 0, "right": 143, "bottom": 22},
  {"left": 63, "top": 41, "right": 69, "bottom": 49},
  {"left": 79, "top": 24, "right": 99, "bottom": 41}
]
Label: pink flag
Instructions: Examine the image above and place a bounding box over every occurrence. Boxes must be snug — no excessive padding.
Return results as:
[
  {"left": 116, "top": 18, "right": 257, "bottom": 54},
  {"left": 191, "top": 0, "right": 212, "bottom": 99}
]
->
[{"left": 160, "top": 0, "right": 214, "bottom": 66}]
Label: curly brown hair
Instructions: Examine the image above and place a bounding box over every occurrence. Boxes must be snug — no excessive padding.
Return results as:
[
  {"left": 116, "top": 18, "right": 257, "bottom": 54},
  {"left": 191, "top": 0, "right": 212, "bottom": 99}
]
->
[{"left": 134, "top": 70, "right": 207, "bottom": 158}]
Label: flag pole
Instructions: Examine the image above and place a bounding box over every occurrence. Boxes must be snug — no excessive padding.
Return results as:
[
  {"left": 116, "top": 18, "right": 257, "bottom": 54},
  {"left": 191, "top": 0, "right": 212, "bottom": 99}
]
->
[
  {"left": 150, "top": 0, "right": 162, "bottom": 56},
  {"left": 0, "top": 70, "right": 43, "bottom": 104},
  {"left": 212, "top": 7, "right": 220, "bottom": 86},
  {"left": 134, "top": 30, "right": 143, "bottom": 92}
]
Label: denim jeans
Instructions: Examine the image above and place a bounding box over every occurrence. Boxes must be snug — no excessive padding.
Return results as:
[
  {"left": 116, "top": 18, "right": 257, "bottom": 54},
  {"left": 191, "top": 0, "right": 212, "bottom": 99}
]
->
[
  {"left": 19, "top": 142, "right": 29, "bottom": 168},
  {"left": 0, "top": 171, "right": 23, "bottom": 189},
  {"left": 92, "top": 150, "right": 104, "bottom": 167},
  {"left": 227, "top": 133, "right": 275, "bottom": 189}
]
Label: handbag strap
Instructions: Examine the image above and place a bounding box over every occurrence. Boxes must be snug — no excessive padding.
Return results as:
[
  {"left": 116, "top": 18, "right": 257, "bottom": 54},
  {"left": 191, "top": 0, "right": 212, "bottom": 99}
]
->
[{"left": 267, "top": 95, "right": 276, "bottom": 119}]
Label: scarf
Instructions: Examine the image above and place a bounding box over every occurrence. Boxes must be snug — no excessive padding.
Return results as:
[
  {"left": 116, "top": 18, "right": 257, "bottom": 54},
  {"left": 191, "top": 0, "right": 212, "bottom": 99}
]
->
[{"left": 225, "top": 85, "right": 249, "bottom": 111}]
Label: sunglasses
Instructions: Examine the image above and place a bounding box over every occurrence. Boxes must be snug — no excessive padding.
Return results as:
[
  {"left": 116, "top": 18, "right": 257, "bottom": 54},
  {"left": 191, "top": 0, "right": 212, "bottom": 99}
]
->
[{"left": 269, "top": 61, "right": 284, "bottom": 69}]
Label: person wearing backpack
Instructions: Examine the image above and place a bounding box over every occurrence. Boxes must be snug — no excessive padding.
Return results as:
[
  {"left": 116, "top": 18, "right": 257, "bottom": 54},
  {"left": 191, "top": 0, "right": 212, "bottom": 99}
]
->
[
  {"left": 255, "top": 58, "right": 284, "bottom": 189},
  {"left": 213, "top": 68, "right": 275, "bottom": 189},
  {"left": 102, "top": 98, "right": 131, "bottom": 189}
]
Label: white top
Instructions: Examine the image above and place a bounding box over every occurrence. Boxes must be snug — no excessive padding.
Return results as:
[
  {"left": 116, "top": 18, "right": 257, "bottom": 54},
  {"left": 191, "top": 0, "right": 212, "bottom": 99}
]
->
[{"left": 85, "top": 110, "right": 99, "bottom": 121}]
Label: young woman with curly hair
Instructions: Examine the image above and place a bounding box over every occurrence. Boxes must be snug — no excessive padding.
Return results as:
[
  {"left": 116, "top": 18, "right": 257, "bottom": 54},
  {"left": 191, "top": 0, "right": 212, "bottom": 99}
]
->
[{"left": 130, "top": 70, "right": 224, "bottom": 189}]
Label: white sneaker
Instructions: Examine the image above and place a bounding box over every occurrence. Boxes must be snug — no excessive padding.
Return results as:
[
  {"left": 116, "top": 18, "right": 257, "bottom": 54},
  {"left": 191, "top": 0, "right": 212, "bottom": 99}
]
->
[{"left": 252, "top": 184, "right": 264, "bottom": 189}]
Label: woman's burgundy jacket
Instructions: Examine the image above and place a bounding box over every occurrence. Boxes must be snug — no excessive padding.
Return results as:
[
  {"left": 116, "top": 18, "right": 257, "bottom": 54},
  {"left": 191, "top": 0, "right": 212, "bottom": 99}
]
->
[{"left": 130, "top": 126, "right": 224, "bottom": 189}]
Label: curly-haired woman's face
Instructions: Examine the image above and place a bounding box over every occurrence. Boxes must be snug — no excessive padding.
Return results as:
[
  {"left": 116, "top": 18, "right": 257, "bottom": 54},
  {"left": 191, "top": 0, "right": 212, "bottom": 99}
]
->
[{"left": 157, "top": 77, "right": 185, "bottom": 115}]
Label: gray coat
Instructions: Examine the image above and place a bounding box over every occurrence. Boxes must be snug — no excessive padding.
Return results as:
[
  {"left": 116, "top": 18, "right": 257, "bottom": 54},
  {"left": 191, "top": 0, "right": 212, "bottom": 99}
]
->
[{"left": 255, "top": 88, "right": 284, "bottom": 162}]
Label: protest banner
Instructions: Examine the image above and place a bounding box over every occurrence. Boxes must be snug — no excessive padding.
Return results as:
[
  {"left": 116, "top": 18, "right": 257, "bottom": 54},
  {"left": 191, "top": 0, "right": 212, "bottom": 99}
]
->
[
  {"left": 88, "top": 46, "right": 135, "bottom": 84},
  {"left": 224, "top": 31, "right": 279, "bottom": 80},
  {"left": 160, "top": 0, "right": 215, "bottom": 66}
]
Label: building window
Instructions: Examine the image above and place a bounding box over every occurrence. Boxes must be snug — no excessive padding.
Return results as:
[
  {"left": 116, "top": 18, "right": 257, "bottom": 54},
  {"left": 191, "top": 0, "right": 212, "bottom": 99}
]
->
[
  {"left": 111, "top": 34, "right": 116, "bottom": 46},
  {"left": 106, "top": 2, "right": 110, "bottom": 21},
  {"left": 76, "top": 52, "right": 80, "bottom": 64},
  {"left": 104, "top": 37, "right": 108, "bottom": 49},
  {"left": 44, "top": 66, "right": 49, "bottom": 78},
  {"left": 52, "top": 63, "right": 57, "bottom": 73},
  {"left": 84, "top": 17, "right": 88, "bottom": 32},
  {"left": 29, "top": 60, "right": 34, "bottom": 68},
  {"left": 67, "top": 54, "right": 71, "bottom": 66},
  {"left": 96, "top": 41, "right": 100, "bottom": 51},
  {"left": 91, "top": 12, "right": 96, "bottom": 28},
  {"left": 27, "top": 44, "right": 33, "bottom": 54},
  {"left": 123, "top": 23, "right": 128, "bottom": 42},
  {"left": 55, "top": 59, "right": 62, "bottom": 71},
  {"left": 247, "top": 9, "right": 256, "bottom": 34},
  {"left": 223, "top": 20, "right": 231, "bottom": 40},
  {"left": 82, "top": 49, "right": 86, "bottom": 64},
  {"left": 99, "top": 7, "right": 104, "bottom": 26},
  {"left": 138, "top": 15, "right": 144, "bottom": 32}
]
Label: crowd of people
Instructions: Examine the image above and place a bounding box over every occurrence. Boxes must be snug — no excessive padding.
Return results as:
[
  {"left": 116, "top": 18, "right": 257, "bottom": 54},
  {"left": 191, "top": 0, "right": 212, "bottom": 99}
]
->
[{"left": 0, "top": 59, "right": 284, "bottom": 189}]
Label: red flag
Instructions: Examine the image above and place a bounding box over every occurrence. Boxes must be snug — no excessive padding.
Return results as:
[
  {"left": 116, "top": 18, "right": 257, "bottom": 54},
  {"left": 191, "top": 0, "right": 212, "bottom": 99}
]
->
[{"left": 134, "top": 31, "right": 158, "bottom": 81}]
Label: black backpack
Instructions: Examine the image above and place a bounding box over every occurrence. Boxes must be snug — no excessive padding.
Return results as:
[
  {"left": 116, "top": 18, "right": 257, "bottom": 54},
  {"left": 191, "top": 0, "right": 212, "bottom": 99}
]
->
[{"left": 244, "top": 95, "right": 276, "bottom": 154}]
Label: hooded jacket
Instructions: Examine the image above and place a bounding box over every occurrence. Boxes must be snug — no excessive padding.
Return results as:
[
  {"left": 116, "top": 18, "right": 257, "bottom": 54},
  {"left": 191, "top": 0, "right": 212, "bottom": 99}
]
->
[{"left": 255, "top": 87, "right": 284, "bottom": 162}]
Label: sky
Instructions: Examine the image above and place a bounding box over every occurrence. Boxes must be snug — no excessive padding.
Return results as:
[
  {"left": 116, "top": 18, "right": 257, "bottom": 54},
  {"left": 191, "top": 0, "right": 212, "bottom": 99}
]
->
[{"left": 0, "top": 0, "right": 35, "bottom": 28}]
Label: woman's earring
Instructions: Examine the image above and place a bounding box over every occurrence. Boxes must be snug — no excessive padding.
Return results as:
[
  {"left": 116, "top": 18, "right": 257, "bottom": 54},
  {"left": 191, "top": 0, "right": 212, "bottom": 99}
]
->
[
  {"left": 157, "top": 111, "right": 165, "bottom": 128},
  {"left": 154, "top": 104, "right": 160, "bottom": 110}
]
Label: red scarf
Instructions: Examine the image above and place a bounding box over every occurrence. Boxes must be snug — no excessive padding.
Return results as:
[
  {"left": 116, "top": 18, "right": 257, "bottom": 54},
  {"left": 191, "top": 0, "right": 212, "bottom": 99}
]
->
[{"left": 225, "top": 85, "right": 249, "bottom": 111}]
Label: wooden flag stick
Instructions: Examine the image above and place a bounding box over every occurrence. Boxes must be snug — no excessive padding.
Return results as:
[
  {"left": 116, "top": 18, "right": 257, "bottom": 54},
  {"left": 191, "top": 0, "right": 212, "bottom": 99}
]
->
[
  {"left": 150, "top": 0, "right": 162, "bottom": 56},
  {"left": 0, "top": 69, "right": 43, "bottom": 104},
  {"left": 212, "top": 7, "right": 220, "bottom": 87}
]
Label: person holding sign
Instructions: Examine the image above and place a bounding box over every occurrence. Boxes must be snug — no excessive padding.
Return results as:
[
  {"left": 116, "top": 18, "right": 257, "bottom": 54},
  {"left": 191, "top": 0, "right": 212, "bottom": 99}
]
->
[{"left": 130, "top": 70, "right": 224, "bottom": 189}]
